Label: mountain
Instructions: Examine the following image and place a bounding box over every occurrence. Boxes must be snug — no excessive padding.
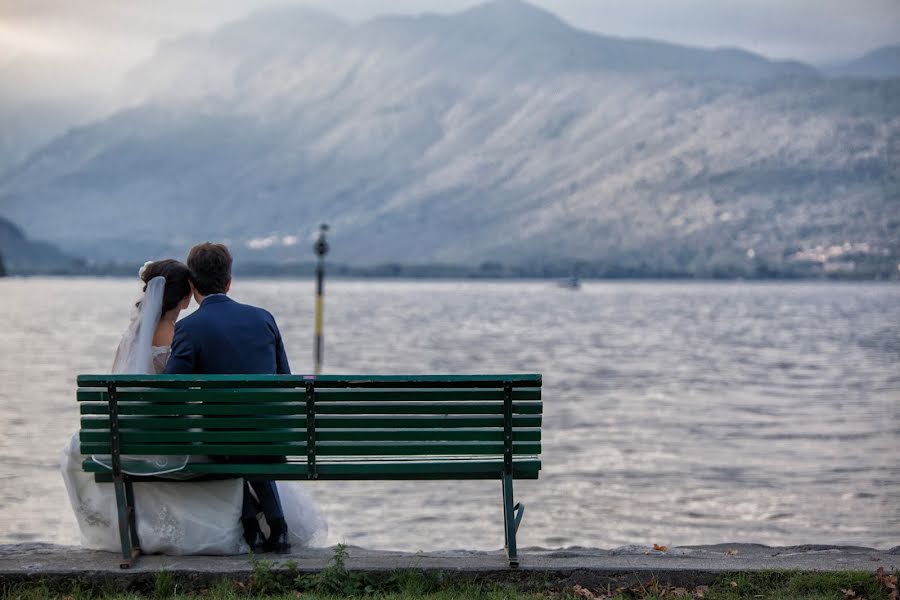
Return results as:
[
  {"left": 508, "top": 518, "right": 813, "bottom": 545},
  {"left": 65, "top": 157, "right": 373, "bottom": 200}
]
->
[
  {"left": 0, "top": 0, "right": 897, "bottom": 278},
  {"left": 827, "top": 44, "right": 900, "bottom": 79},
  {"left": 0, "top": 95, "right": 96, "bottom": 177},
  {"left": 0, "top": 55, "right": 117, "bottom": 176},
  {"left": 0, "top": 216, "right": 79, "bottom": 273}
]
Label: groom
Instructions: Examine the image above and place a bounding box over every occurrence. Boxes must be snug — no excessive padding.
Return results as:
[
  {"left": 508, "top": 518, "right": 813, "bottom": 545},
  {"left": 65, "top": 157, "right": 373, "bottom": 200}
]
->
[{"left": 165, "top": 242, "right": 291, "bottom": 553}]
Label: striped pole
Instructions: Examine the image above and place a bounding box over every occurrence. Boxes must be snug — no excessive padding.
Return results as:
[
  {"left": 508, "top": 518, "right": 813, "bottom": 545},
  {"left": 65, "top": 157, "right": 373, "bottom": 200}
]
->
[{"left": 313, "top": 224, "right": 329, "bottom": 375}]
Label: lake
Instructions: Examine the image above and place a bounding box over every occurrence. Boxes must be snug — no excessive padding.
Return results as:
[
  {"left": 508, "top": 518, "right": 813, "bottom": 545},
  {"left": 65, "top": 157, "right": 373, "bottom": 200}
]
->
[{"left": 0, "top": 277, "right": 897, "bottom": 550}]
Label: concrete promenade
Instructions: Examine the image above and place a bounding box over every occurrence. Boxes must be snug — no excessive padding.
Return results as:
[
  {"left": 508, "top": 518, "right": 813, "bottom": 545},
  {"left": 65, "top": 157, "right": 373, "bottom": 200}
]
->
[{"left": 1, "top": 543, "right": 897, "bottom": 590}]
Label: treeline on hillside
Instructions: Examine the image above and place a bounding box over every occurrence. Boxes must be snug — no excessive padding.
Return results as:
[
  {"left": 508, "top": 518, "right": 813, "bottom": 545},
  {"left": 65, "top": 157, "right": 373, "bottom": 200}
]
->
[{"left": 8, "top": 254, "right": 898, "bottom": 280}]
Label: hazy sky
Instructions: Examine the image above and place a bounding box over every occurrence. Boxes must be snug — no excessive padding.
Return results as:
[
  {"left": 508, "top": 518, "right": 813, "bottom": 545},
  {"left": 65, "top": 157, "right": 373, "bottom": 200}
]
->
[{"left": 1, "top": 0, "right": 899, "bottom": 100}]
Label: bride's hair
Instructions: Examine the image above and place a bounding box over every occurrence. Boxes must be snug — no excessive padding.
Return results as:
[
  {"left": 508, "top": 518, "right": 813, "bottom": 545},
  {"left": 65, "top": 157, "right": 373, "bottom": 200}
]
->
[{"left": 140, "top": 259, "right": 191, "bottom": 314}]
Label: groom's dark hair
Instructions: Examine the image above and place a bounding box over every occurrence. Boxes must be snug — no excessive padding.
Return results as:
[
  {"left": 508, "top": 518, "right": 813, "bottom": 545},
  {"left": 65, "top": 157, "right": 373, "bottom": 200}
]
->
[{"left": 187, "top": 242, "right": 232, "bottom": 296}]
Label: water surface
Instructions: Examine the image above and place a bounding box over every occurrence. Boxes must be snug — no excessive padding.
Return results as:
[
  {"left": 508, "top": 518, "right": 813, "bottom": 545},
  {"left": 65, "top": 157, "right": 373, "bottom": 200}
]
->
[{"left": 0, "top": 278, "right": 897, "bottom": 549}]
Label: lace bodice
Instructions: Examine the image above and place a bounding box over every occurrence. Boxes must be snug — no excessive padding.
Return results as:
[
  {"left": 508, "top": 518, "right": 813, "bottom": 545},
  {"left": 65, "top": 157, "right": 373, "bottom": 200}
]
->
[{"left": 151, "top": 346, "right": 170, "bottom": 374}]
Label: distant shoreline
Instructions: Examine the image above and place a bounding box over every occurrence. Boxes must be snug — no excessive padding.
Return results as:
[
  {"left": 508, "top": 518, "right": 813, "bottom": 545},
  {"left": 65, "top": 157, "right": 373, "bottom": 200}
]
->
[{"left": 3, "top": 265, "right": 898, "bottom": 282}]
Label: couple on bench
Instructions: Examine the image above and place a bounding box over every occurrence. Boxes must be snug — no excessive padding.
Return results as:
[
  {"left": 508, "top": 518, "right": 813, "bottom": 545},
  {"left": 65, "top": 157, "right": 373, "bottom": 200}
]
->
[{"left": 61, "top": 243, "right": 326, "bottom": 555}]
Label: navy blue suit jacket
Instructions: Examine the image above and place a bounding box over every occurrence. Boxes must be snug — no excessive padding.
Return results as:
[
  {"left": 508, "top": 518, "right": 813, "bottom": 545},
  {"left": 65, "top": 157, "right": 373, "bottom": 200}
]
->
[{"left": 165, "top": 295, "right": 290, "bottom": 375}]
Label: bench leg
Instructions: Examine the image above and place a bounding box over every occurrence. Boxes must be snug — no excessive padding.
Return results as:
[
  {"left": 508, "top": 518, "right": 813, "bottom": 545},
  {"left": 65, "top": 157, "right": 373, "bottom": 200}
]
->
[
  {"left": 124, "top": 479, "right": 141, "bottom": 556},
  {"left": 113, "top": 476, "right": 140, "bottom": 569},
  {"left": 502, "top": 474, "right": 520, "bottom": 568}
]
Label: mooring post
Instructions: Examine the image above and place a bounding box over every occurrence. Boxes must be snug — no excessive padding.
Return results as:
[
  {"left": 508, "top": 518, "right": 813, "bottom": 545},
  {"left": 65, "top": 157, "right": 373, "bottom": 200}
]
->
[{"left": 313, "top": 224, "right": 329, "bottom": 375}]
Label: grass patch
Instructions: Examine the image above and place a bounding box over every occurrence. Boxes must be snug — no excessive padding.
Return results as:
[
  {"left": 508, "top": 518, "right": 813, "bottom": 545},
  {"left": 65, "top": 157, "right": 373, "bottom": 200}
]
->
[
  {"left": 569, "top": 569, "right": 896, "bottom": 599},
  {"left": 1, "top": 549, "right": 896, "bottom": 600}
]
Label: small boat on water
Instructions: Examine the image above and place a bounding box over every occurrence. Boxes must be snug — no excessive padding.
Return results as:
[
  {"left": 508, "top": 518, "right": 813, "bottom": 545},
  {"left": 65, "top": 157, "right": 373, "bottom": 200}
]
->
[{"left": 557, "top": 276, "right": 580, "bottom": 290}]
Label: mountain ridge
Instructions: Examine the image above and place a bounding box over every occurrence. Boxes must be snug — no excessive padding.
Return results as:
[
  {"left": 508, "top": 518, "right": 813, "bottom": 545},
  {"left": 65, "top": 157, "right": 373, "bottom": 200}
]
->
[
  {"left": 826, "top": 43, "right": 900, "bottom": 79},
  {"left": 0, "top": 1, "right": 897, "bottom": 278},
  {"left": 0, "top": 216, "right": 77, "bottom": 273}
]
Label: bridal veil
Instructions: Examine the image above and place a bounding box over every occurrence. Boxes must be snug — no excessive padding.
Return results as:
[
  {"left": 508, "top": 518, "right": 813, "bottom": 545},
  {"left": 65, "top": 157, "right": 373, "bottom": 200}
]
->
[{"left": 93, "top": 276, "right": 189, "bottom": 476}]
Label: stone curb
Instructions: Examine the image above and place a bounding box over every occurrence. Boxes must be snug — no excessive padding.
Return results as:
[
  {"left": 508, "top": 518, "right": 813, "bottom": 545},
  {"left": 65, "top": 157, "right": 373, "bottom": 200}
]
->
[{"left": 1, "top": 543, "right": 897, "bottom": 593}]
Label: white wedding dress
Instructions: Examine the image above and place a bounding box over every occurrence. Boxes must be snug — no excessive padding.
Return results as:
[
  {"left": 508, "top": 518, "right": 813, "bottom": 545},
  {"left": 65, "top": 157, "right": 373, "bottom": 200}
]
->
[{"left": 60, "top": 277, "right": 327, "bottom": 555}]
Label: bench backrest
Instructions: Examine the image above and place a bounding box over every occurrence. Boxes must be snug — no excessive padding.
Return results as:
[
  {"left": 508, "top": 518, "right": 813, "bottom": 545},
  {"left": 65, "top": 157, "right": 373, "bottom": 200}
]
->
[{"left": 78, "top": 374, "right": 542, "bottom": 479}]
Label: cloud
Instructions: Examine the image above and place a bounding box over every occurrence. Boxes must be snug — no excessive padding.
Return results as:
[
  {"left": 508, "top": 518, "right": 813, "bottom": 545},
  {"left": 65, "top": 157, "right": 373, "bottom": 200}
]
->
[
  {"left": 547, "top": 0, "right": 900, "bottom": 62},
  {"left": 0, "top": 21, "right": 72, "bottom": 58},
  {"left": 1, "top": 0, "right": 898, "bottom": 118},
  {"left": 246, "top": 234, "right": 301, "bottom": 250},
  {"left": 3, "top": 0, "right": 899, "bottom": 69}
]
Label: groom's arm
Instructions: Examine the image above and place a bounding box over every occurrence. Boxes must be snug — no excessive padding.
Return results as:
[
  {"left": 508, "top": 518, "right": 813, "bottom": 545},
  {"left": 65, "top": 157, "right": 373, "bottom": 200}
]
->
[
  {"left": 275, "top": 323, "right": 291, "bottom": 375},
  {"left": 265, "top": 313, "right": 291, "bottom": 375},
  {"left": 164, "top": 322, "right": 195, "bottom": 374}
]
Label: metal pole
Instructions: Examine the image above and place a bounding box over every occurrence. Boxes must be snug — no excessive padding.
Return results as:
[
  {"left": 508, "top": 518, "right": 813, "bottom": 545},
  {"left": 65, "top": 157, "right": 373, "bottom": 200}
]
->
[{"left": 313, "top": 224, "right": 329, "bottom": 374}]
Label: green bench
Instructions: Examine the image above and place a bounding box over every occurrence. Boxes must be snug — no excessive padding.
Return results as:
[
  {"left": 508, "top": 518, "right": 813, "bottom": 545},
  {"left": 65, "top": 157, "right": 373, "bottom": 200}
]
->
[{"left": 77, "top": 374, "right": 543, "bottom": 568}]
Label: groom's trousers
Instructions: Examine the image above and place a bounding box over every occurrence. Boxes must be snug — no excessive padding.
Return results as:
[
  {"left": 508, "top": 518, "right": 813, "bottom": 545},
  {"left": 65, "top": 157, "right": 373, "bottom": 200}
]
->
[
  {"left": 209, "top": 455, "right": 285, "bottom": 522},
  {"left": 243, "top": 480, "right": 284, "bottom": 522}
]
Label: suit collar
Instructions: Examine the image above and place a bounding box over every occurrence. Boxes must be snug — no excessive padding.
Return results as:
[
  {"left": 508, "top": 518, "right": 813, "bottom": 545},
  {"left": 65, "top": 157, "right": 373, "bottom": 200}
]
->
[{"left": 200, "top": 294, "right": 233, "bottom": 308}]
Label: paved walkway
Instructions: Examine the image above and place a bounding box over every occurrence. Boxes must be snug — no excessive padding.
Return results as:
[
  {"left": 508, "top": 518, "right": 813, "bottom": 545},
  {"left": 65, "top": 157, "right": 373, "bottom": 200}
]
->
[{"left": 1, "top": 543, "right": 897, "bottom": 589}]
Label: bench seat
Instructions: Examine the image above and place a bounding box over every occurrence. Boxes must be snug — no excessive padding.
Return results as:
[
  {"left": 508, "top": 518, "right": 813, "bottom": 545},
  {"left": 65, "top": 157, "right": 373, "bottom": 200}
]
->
[
  {"left": 84, "top": 458, "right": 542, "bottom": 480},
  {"left": 77, "top": 374, "right": 542, "bottom": 568}
]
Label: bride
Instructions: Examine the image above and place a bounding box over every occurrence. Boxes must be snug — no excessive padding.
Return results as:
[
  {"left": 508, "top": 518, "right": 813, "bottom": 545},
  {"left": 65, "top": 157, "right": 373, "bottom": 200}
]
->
[{"left": 60, "top": 260, "right": 327, "bottom": 555}]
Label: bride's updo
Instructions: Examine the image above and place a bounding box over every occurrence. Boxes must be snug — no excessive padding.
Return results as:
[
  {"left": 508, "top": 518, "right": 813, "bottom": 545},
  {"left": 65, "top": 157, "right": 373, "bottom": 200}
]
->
[{"left": 140, "top": 259, "right": 192, "bottom": 315}]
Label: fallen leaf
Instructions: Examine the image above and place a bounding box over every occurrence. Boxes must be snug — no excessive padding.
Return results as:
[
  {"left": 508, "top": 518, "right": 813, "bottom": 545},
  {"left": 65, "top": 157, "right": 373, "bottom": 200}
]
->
[
  {"left": 842, "top": 588, "right": 857, "bottom": 599},
  {"left": 725, "top": 549, "right": 739, "bottom": 556},
  {"left": 571, "top": 584, "right": 598, "bottom": 599},
  {"left": 730, "top": 581, "right": 738, "bottom": 588},
  {"left": 653, "top": 543, "right": 668, "bottom": 552},
  {"left": 877, "top": 567, "right": 900, "bottom": 600},
  {"left": 693, "top": 585, "right": 708, "bottom": 598}
]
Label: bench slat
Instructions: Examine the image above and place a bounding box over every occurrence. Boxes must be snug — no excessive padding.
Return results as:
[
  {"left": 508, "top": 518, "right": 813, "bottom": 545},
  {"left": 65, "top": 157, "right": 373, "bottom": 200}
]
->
[
  {"left": 315, "top": 441, "right": 541, "bottom": 456},
  {"left": 80, "top": 403, "right": 308, "bottom": 416},
  {"left": 80, "top": 430, "right": 304, "bottom": 444},
  {"left": 315, "top": 402, "right": 542, "bottom": 415},
  {"left": 80, "top": 441, "right": 540, "bottom": 456},
  {"left": 77, "top": 389, "right": 303, "bottom": 403},
  {"left": 80, "top": 428, "right": 541, "bottom": 443},
  {"left": 316, "top": 460, "right": 540, "bottom": 478},
  {"left": 317, "top": 428, "right": 540, "bottom": 442},
  {"left": 79, "top": 401, "right": 542, "bottom": 416},
  {"left": 81, "top": 415, "right": 542, "bottom": 430},
  {"left": 325, "top": 415, "right": 542, "bottom": 428},
  {"left": 85, "top": 459, "right": 541, "bottom": 480},
  {"left": 77, "top": 374, "right": 542, "bottom": 389},
  {"left": 317, "top": 389, "right": 540, "bottom": 401},
  {"left": 76, "top": 388, "right": 541, "bottom": 403},
  {"left": 79, "top": 443, "right": 305, "bottom": 456},
  {"left": 82, "top": 417, "right": 310, "bottom": 430}
]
